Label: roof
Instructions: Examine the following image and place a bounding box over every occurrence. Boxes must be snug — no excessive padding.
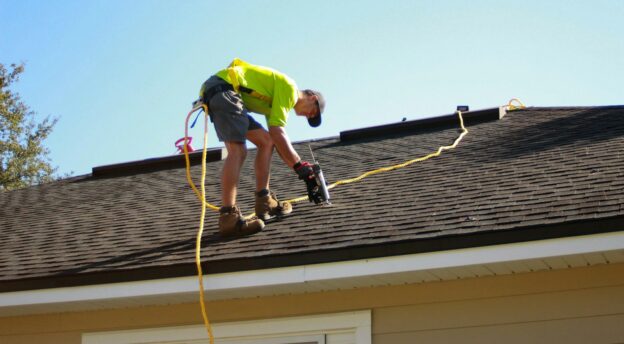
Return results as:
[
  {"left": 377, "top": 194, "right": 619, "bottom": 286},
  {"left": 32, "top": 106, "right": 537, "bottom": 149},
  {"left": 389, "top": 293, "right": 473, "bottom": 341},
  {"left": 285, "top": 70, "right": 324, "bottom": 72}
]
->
[{"left": 1, "top": 105, "right": 624, "bottom": 292}]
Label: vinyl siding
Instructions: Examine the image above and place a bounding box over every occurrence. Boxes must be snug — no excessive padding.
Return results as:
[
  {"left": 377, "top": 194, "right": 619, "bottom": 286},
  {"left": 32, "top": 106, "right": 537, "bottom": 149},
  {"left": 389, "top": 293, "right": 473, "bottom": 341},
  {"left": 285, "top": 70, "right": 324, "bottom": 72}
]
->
[{"left": 1, "top": 262, "right": 624, "bottom": 344}]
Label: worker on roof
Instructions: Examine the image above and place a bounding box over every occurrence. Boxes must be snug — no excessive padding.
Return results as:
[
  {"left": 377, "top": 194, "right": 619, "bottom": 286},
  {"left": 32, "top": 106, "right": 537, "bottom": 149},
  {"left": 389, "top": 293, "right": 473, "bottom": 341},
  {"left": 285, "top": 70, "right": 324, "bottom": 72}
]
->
[{"left": 199, "top": 58, "right": 326, "bottom": 237}]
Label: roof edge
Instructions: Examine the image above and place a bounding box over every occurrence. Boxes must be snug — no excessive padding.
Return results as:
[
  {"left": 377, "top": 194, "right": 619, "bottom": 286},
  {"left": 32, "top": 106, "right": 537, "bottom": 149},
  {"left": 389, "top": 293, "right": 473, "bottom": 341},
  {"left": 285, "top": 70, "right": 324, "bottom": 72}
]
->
[
  {"left": 2, "top": 231, "right": 623, "bottom": 316},
  {"left": 2, "top": 215, "right": 623, "bottom": 293}
]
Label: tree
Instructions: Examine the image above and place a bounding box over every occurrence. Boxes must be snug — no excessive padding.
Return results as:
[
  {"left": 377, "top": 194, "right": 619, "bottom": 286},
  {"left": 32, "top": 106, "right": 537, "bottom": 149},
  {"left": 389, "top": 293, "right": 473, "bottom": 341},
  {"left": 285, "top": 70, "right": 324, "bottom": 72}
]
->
[{"left": 1, "top": 63, "right": 58, "bottom": 191}]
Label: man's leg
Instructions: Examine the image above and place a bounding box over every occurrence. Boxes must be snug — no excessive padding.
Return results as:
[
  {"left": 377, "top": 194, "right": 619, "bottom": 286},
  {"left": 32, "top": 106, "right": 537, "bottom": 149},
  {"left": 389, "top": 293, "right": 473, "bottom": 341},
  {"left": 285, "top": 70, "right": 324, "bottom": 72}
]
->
[
  {"left": 221, "top": 141, "right": 247, "bottom": 207},
  {"left": 246, "top": 128, "right": 273, "bottom": 192},
  {"left": 247, "top": 128, "right": 292, "bottom": 220},
  {"left": 205, "top": 86, "right": 264, "bottom": 236},
  {"left": 219, "top": 140, "right": 264, "bottom": 237}
]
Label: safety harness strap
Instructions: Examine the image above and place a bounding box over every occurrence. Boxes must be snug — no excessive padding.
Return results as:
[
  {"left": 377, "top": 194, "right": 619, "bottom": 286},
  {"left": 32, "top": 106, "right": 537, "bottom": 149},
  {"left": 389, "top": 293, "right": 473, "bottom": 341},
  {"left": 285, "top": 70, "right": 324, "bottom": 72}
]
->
[
  {"left": 227, "top": 63, "right": 272, "bottom": 104},
  {"left": 201, "top": 83, "right": 234, "bottom": 104},
  {"left": 239, "top": 85, "right": 272, "bottom": 104},
  {"left": 202, "top": 82, "right": 273, "bottom": 106}
]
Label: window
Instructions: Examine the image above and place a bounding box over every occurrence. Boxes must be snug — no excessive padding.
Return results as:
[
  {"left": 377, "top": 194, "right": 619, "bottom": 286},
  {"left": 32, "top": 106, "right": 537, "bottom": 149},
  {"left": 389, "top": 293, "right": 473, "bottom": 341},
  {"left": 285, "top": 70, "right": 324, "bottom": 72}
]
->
[
  {"left": 216, "top": 335, "right": 324, "bottom": 344},
  {"left": 82, "top": 310, "right": 371, "bottom": 344}
]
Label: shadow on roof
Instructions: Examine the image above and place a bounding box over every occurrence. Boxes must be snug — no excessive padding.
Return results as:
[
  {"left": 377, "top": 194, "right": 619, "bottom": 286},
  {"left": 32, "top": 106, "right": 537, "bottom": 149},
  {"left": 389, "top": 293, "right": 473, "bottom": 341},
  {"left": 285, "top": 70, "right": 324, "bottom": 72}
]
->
[{"left": 52, "top": 233, "right": 225, "bottom": 276}]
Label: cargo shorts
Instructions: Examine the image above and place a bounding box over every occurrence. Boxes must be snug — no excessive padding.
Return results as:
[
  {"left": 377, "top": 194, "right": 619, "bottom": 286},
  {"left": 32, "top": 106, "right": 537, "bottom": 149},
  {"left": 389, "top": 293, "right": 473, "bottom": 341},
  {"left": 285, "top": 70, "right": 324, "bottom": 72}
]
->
[{"left": 201, "top": 76, "right": 263, "bottom": 143}]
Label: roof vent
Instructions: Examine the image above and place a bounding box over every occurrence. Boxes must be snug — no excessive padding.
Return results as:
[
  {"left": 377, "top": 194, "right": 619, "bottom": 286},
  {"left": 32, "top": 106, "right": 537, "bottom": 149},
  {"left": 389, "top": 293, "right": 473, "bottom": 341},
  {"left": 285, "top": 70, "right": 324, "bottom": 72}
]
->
[{"left": 92, "top": 148, "right": 228, "bottom": 178}]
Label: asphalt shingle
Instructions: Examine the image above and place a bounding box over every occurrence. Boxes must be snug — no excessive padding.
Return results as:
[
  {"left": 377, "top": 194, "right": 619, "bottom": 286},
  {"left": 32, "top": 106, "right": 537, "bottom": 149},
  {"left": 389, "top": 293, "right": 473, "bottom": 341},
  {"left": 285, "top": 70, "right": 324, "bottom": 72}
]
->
[{"left": 1, "top": 106, "right": 624, "bottom": 289}]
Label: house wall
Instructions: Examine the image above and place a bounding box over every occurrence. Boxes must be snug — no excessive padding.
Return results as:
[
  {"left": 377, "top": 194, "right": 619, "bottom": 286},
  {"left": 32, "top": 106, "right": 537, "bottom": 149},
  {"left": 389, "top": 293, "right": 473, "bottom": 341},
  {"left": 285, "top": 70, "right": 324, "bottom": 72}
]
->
[{"left": 2, "top": 262, "right": 624, "bottom": 344}]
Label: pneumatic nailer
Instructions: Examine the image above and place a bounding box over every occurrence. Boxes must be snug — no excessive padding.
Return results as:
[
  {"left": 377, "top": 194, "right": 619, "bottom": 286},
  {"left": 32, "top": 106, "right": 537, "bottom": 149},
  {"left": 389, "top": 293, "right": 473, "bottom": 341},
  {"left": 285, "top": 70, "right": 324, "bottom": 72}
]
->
[{"left": 306, "top": 145, "right": 331, "bottom": 205}]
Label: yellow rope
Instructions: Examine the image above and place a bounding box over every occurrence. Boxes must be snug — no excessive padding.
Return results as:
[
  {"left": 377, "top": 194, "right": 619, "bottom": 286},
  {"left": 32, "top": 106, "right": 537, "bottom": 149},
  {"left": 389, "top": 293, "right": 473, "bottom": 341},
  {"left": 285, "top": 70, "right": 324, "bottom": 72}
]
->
[
  {"left": 183, "top": 104, "right": 215, "bottom": 344},
  {"left": 184, "top": 108, "right": 473, "bottom": 210},
  {"left": 282, "top": 110, "right": 468, "bottom": 204},
  {"left": 183, "top": 105, "right": 219, "bottom": 211},
  {"left": 183, "top": 107, "right": 471, "bottom": 343},
  {"left": 182, "top": 99, "right": 534, "bottom": 343},
  {"left": 507, "top": 98, "right": 526, "bottom": 111}
]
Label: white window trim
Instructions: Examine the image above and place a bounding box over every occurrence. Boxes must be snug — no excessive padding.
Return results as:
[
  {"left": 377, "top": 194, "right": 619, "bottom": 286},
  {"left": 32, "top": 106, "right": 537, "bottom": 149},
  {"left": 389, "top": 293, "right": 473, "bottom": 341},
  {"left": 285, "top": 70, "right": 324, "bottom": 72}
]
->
[
  {"left": 82, "top": 310, "right": 371, "bottom": 344},
  {"left": 218, "top": 334, "right": 325, "bottom": 344}
]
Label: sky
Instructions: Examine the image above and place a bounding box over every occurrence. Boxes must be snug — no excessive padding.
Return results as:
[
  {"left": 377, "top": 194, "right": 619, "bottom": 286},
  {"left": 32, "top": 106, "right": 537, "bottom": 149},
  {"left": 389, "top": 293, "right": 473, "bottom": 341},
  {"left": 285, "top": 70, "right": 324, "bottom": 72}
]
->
[{"left": 1, "top": 0, "right": 623, "bottom": 176}]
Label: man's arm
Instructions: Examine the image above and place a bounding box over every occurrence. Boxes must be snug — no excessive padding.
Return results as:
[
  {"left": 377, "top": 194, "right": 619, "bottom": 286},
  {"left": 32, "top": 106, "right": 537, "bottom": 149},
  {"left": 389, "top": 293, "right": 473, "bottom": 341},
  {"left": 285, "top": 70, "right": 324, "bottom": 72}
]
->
[{"left": 268, "top": 126, "right": 301, "bottom": 168}]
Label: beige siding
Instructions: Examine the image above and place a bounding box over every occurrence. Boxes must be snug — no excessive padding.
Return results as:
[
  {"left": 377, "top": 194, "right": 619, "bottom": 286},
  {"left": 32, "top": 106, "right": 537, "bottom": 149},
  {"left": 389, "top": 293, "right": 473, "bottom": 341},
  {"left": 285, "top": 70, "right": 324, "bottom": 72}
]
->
[
  {"left": 374, "top": 314, "right": 624, "bottom": 344},
  {"left": 373, "top": 285, "right": 624, "bottom": 343},
  {"left": 2, "top": 263, "right": 624, "bottom": 344}
]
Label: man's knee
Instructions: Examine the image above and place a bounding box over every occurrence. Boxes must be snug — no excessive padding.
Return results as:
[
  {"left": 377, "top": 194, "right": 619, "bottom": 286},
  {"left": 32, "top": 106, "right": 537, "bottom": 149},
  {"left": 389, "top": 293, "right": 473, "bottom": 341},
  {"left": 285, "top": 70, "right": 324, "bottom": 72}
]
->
[
  {"left": 226, "top": 142, "right": 247, "bottom": 161},
  {"left": 256, "top": 133, "right": 274, "bottom": 151},
  {"left": 247, "top": 129, "right": 273, "bottom": 150}
]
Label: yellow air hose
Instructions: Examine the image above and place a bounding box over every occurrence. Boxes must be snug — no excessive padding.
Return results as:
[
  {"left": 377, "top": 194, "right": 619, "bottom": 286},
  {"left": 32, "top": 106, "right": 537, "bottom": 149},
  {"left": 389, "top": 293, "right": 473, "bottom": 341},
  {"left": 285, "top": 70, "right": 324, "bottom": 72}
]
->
[
  {"left": 507, "top": 98, "right": 526, "bottom": 111},
  {"left": 183, "top": 105, "right": 220, "bottom": 212},
  {"left": 183, "top": 99, "right": 524, "bottom": 342},
  {"left": 183, "top": 104, "right": 215, "bottom": 343},
  {"left": 282, "top": 109, "right": 469, "bottom": 204}
]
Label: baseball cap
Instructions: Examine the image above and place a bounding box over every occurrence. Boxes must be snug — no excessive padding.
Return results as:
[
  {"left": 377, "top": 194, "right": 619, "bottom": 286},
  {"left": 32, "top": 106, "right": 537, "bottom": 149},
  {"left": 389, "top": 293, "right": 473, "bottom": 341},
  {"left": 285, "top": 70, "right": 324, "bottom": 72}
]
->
[{"left": 306, "top": 90, "right": 325, "bottom": 127}]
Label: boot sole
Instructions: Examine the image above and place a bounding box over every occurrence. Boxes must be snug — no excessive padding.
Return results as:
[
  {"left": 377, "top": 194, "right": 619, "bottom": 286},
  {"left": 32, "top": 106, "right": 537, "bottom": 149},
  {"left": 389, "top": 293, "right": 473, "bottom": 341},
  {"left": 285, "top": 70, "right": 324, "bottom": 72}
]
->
[
  {"left": 260, "top": 211, "right": 293, "bottom": 223},
  {"left": 219, "top": 224, "right": 264, "bottom": 238},
  {"left": 258, "top": 205, "right": 293, "bottom": 221}
]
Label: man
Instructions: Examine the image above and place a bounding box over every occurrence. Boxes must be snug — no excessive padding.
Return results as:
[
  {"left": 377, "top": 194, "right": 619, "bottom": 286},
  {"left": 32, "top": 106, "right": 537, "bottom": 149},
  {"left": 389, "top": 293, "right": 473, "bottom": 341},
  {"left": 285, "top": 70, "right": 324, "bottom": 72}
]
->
[{"left": 199, "top": 58, "right": 325, "bottom": 237}]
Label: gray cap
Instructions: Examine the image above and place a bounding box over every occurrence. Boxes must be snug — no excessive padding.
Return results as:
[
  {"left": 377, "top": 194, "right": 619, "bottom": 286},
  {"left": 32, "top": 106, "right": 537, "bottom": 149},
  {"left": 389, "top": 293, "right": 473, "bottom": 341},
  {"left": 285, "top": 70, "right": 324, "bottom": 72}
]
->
[{"left": 306, "top": 90, "right": 325, "bottom": 127}]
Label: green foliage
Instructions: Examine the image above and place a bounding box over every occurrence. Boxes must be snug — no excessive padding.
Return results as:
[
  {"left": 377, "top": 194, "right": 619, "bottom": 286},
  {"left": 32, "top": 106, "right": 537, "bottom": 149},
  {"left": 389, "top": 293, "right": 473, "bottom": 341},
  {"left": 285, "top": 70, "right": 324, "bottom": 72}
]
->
[{"left": 1, "top": 63, "right": 58, "bottom": 191}]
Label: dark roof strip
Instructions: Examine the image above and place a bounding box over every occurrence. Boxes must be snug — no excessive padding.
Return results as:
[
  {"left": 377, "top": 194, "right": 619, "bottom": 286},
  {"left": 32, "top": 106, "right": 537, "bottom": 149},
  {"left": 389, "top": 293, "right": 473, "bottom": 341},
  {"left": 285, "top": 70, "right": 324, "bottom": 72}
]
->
[
  {"left": 92, "top": 148, "right": 227, "bottom": 178},
  {"left": 91, "top": 107, "right": 507, "bottom": 179},
  {"left": 339, "top": 107, "right": 506, "bottom": 142}
]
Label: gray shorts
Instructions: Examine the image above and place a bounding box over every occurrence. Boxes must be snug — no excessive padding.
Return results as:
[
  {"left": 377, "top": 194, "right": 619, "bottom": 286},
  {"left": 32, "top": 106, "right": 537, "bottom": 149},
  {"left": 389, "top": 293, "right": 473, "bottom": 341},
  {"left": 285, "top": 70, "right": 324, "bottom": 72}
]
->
[{"left": 201, "top": 76, "right": 263, "bottom": 142}]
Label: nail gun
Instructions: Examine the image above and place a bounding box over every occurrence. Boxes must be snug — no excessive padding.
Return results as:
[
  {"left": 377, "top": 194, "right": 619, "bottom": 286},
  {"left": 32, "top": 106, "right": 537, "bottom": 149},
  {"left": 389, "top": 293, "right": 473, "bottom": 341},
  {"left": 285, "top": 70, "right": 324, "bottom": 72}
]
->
[{"left": 307, "top": 145, "right": 331, "bottom": 205}]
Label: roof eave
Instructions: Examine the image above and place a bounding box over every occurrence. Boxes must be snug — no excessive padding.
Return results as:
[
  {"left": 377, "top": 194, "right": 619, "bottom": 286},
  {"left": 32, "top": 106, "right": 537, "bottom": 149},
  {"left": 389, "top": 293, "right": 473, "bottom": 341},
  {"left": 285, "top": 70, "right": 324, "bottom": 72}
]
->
[{"left": 1, "top": 228, "right": 623, "bottom": 317}]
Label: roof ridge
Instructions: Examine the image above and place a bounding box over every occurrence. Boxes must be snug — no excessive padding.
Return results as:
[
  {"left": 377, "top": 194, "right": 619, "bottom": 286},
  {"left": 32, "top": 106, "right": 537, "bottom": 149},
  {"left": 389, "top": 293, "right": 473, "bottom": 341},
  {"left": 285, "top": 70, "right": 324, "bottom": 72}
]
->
[
  {"left": 91, "top": 147, "right": 227, "bottom": 179},
  {"left": 87, "top": 107, "right": 503, "bottom": 179},
  {"left": 79, "top": 104, "right": 615, "bottom": 181},
  {"left": 339, "top": 106, "right": 506, "bottom": 142}
]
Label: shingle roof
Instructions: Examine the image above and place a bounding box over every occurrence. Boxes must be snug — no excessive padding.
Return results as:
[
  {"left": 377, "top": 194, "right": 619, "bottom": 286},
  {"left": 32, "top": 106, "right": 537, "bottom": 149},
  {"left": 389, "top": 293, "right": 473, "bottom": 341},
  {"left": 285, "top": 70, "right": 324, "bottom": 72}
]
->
[{"left": 1, "top": 106, "right": 624, "bottom": 291}]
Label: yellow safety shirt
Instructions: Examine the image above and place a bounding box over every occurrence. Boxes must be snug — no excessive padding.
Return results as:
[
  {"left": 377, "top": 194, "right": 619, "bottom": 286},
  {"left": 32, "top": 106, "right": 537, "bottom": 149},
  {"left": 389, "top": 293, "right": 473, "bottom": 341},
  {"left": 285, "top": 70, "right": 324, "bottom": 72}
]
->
[{"left": 215, "top": 58, "right": 298, "bottom": 127}]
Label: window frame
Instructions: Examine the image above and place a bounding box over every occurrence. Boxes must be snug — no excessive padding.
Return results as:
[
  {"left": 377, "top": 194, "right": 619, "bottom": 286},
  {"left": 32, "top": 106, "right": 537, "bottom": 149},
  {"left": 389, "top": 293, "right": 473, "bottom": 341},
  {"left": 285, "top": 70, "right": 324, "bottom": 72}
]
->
[{"left": 82, "top": 310, "right": 371, "bottom": 344}]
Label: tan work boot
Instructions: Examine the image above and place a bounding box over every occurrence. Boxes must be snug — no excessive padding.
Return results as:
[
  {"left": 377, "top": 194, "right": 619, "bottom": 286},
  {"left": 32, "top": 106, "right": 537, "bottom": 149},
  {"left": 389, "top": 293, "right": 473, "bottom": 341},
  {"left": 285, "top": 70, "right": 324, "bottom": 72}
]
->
[
  {"left": 255, "top": 190, "right": 293, "bottom": 221},
  {"left": 219, "top": 205, "right": 264, "bottom": 237}
]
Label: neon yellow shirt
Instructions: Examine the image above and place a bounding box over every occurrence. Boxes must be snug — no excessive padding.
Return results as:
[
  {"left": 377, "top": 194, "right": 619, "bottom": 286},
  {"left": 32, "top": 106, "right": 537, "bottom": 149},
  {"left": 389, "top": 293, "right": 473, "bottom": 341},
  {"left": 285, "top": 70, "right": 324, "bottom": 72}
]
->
[{"left": 215, "top": 58, "right": 298, "bottom": 127}]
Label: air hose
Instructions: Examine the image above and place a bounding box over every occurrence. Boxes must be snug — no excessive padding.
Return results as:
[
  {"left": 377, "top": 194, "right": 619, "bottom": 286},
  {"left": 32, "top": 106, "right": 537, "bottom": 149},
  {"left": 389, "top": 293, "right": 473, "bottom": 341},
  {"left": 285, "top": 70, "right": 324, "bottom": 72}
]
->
[{"left": 182, "top": 99, "right": 525, "bottom": 342}]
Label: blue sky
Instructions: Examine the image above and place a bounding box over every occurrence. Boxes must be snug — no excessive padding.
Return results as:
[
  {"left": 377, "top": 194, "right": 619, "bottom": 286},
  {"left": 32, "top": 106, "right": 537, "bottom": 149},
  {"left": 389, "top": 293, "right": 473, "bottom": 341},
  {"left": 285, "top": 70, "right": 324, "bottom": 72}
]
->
[{"left": 1, "top": 0, "right": 623, "bottom": 176}]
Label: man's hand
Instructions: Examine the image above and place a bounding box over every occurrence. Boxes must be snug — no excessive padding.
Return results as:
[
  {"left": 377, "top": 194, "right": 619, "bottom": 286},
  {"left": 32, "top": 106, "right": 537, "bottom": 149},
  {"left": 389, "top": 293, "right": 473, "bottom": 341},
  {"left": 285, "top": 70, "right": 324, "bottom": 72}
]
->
[
  {"left": 294, "top": 161, "right": 314, "bottom": 180},
  {"left": 294, "top": 161, "right": 318, "bottom": 201}
]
